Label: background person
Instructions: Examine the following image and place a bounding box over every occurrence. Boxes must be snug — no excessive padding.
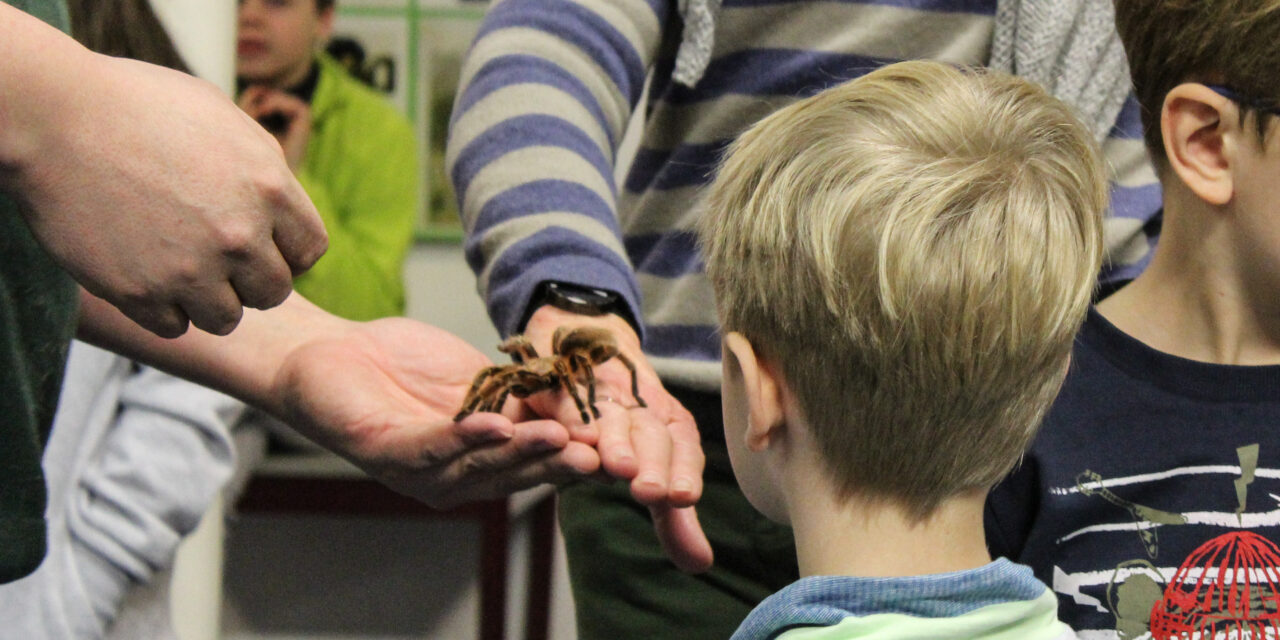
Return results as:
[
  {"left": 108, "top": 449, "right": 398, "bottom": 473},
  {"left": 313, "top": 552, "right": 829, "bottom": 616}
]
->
[
  {"left": 986, "top": 1, "right": 1280, "bottom": 636},
  {"left": 235, "top": 0, "right": 418, "bottom": 322}
]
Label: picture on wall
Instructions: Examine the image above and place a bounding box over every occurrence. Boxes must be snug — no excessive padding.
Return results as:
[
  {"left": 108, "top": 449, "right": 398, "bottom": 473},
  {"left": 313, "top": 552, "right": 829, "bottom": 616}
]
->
[
  {"left": 328, "top": 13, "right": 411, "bottom": 114},
  {"left": 329, "top": 1, "right": 488, "bottom": 240},
  {"left": 417, "top": 14, "right": 482, "bottom": 239}
]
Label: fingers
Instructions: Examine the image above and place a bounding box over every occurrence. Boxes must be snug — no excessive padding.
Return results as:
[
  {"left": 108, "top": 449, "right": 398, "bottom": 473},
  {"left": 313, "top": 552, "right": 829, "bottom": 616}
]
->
[
  {"left": 592, "top": 395, "right": 703, "bottom": 509},
  {"left": 236, "top": 85, "right": 271, "bottom": 113},
  {"left": 248, "top": 90, "right": 308, "bottom": 118},
  {"left": 651, "top": 505, "right": 714, "bottom": 574},
  {"left": 219, "top": 166, "right": 321, "bottom": 309},
  {"left": 117, "top": 297, "right": 190, "bottom": 338},
  {"left": 235, "top": 86, "right": 327, "bottom": 278},
  {"left": 228, "top": 242, "right": 295, "bottom": 310},
  {"left": 267, "top": 173, "right": 327, "bottom": 277},
  {"left": 416, "top": 412, "right": 518, "bottom": 463},
  {"left": 628, "top": 406, "right": 673, "bottom": 504},
  {"left": 115, "top": 215, "right": 303, "bottom": 334},
  {"left": 437, "top": 441, "right": 600, "bottom": 508},
  {"left": 174, "top": 280, "right": 245, "bottom": 336},
  {"left": 524, "top": 392, "right": 599, "bottom": 445},
  {"left": 594, "top": 401, "right": 637, "bottom": 478},
  {"left": 394, "top": 414, "right": 600, "bottom": 509},
  {"left": 664, "top": 406, "right": 704, "bottom": 507},
  {"left": 238, "top": 87, "right": 306, "bottom": 125}
]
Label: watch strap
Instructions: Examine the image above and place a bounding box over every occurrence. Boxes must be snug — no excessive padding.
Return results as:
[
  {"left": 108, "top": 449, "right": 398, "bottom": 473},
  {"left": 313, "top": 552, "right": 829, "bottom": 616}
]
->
[{"left": 521, "top": 281, "right": 640, "bottom": 335}]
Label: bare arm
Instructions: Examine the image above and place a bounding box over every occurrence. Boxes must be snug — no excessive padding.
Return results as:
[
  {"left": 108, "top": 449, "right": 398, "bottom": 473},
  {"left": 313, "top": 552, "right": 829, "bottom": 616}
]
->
[
  {"left": 76, "top": 290, "right": 338, "bottom": 414},
  {"left": 77, "top": 290, "right": 601, "bottom": 507},
  {"left": 0, "top": 3, "right": 327, "bottom": 338}
]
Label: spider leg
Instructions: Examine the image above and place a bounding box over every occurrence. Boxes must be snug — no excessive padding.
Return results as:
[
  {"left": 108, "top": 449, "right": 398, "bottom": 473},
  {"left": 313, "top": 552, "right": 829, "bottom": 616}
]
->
[
  {"left": 572, "top": 353, "right": 601, "bottom": 419},
  {"left": 554, "top": 359, "right": 592, "bottom": 424},
  {"left": 454, "top": 366, "right": 507, "bottom": 421},
  {"left": 613, "top": 353, "right": 648, "bottom": 408},
  {"left": 484, "top": 387, "right": 512, "bottom": 414},
  {"left": 498, "top": 335, "right": 540, "bottom": 363}
]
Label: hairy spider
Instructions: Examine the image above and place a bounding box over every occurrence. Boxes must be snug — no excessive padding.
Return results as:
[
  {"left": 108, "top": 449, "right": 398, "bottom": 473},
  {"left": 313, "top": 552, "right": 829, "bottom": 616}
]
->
[{"left": 453, "top": 326, "right": 647, "bottom": 424}]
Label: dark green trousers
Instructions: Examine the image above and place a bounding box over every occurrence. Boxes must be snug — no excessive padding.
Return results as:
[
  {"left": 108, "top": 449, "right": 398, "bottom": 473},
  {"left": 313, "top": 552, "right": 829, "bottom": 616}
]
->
[{"left": 558, "top": 388, "right": 799, "bottom": 639}]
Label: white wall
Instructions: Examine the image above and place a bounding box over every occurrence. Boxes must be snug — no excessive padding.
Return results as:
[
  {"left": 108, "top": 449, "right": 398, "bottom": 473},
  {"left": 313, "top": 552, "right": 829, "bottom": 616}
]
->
[{"left": 404, "top": 242, "right": 505, "bottom": 362}]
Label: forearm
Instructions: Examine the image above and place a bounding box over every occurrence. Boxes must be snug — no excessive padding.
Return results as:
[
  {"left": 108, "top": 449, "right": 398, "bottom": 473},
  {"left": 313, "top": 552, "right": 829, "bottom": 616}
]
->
[
  {"left": 0, "top": 3, "right": 89, "bottom": 186},
  {"left": 450, "top": 0, "right": 666, "bottom": 335},
  {"left": 76, "top": 289, "right": 353, "bottom": 416}
]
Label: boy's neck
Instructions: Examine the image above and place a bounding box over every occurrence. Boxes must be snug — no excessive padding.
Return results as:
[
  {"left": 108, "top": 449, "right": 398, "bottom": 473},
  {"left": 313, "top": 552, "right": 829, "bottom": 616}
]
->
[
  {"left": 787, "top": 482, "right": 992, "bottom": 579},
  {"left": 1100, "top": 183, "right": 1280, "bottom": 365}
]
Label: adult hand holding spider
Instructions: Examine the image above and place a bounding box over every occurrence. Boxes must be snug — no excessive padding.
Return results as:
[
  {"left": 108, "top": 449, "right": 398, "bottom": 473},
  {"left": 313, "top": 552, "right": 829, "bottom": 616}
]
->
[
  {"left": 267, "top": 308, "right": 608, "bottom": 509},
  {"left": 518, "top": 304, "right": 713, "bottom": 574},
  {"left": 79, "top": 291, "right": 602, "bottom": 511}
]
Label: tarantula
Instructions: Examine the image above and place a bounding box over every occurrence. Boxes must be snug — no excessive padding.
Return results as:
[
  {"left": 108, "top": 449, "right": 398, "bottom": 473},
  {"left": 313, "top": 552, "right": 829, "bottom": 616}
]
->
[{"left": 453, "top": 326, "right": 647, "bottom": 424}]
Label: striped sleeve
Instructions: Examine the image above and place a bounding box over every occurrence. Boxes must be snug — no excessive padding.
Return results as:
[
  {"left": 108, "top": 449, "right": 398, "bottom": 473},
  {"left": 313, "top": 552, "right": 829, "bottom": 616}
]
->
[
  {"left": 1098, "top": 95, "right": 1163, "bottom": 286},
  {"left": 448, "top": 0, "right": 670, "bottom": 337}
]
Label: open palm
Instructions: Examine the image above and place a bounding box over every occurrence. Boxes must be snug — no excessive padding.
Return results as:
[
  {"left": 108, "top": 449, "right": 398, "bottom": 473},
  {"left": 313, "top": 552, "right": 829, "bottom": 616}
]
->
[{"left": 272, "top": 317, "right": 600, "bottom": 508}]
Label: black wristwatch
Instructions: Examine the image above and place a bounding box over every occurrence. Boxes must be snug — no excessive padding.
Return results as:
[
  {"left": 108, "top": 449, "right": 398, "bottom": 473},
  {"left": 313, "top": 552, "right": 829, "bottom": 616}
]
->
[{"left": 524, "top": 281, "right": 640, "bottom": 333}]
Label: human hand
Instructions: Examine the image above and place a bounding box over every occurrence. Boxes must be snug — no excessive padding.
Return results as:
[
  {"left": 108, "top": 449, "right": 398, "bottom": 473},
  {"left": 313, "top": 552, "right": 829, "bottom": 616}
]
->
[
  {"left": 237, "top": 86, "right": 311, "bottom": 173},
  {"left": 272, "top": 317, "right": 601, "bottom": 509},
  {"left": 3, "top": 53, "right": 326, "bottom": 338},
  {"left": 521, "top": 305, "right": 713, "bottom": 572}
]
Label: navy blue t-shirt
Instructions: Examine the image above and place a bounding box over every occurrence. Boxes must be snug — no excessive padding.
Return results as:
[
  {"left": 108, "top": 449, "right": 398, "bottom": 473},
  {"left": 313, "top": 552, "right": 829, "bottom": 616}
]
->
[{"left": 987, "top": 308, "right": 1280, "bottom": 639}]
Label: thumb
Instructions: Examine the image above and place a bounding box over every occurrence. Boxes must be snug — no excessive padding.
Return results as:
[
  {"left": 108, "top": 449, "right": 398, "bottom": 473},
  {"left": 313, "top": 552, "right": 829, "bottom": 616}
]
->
[{"left": 651, "top": 505, "right": 714, "bottom": 573}]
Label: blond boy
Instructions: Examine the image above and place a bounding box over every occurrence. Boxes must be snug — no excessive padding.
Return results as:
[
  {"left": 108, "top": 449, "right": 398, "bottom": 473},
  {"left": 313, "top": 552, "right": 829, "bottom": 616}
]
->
[
  {"left": 985, "top": 2, "right": 1280, "bottom": 637},
  {"left": 698, "top": 60, "right": 1105, "bottom": 639}
]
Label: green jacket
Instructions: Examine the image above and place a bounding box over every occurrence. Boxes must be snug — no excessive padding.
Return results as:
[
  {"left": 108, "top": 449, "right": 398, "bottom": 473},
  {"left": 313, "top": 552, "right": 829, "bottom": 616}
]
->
[{"left": 291, "top": 54, "right": 418, "bottom": 321}]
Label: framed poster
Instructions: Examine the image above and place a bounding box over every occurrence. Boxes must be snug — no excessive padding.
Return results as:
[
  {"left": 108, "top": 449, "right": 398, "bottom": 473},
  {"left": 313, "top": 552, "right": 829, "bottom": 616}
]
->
[
  {"left": 331, "top": 1, "right": 488, "bottom": 241},
  {"left": 328, "top": 13, "right": 411, "bottom": 114},
  {"left": 416, "top": 13, "right": 483, "bottom": 240}
]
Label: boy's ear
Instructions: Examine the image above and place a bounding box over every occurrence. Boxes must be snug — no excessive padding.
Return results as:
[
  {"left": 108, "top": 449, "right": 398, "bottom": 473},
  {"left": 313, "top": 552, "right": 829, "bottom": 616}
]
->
[
  {"left": 723, "top": 332, "right": 786, "bottom": 452},
  {"left": 1161, "top": 83, "right": 1237, "bottom": 206}
]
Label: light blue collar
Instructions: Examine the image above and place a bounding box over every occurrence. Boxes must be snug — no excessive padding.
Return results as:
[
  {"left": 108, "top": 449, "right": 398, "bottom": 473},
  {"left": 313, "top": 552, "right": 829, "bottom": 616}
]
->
[{"left": 732, "top": 558, "right": 1046, "bottom": 640}]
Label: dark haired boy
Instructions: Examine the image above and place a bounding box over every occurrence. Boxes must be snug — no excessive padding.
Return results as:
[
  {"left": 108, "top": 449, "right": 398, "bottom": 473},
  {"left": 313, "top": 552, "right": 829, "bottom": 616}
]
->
[{"left": 987, "top": 1, "right": 1280, "bottom": 636}]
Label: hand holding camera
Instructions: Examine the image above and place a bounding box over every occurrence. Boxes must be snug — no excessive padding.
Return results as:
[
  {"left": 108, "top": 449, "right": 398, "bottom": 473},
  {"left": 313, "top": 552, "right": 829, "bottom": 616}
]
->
[{"left": 238, "top": 86, "right": 311, "bottom": 173}]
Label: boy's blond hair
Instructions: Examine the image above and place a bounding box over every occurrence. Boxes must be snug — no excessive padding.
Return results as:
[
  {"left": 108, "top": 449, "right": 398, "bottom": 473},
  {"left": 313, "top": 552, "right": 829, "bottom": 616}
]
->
[
  {"left": 1114, "top": 0, "right": 1280, "bottom": 161},
  {"left": 699, "top": 61, "right": 1106, "bottom": 520}
]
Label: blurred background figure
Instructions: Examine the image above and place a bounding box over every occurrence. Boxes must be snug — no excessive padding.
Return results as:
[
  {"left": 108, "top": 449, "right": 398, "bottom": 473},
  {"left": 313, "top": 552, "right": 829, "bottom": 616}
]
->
[{"left": 235, "top": 0, "right": 419, "bottom": 323}]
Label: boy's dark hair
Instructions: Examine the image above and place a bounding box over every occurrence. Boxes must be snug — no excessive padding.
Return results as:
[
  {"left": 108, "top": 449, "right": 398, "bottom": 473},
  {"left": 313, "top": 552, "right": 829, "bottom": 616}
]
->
[
  {"left": 1114, "top": 0, "right": 1280, "bottom": 161},
  {"left": 317, "top": 0, "right": 336, "bottom": 11},
  {"left": 67, "top": 0, "right": 188, "bottom": 73}
]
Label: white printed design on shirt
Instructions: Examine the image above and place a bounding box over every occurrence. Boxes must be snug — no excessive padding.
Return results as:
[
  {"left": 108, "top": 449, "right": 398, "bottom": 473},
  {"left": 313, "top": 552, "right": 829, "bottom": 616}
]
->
[{"left": 1049, "top": 445, "right": 1280, "bottom": 639}]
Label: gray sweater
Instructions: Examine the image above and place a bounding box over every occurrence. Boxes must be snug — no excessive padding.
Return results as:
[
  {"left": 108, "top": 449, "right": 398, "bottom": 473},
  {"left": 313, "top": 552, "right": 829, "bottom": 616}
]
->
[{"left": 0, "top": 342, "right": 241, "bottom": 638}]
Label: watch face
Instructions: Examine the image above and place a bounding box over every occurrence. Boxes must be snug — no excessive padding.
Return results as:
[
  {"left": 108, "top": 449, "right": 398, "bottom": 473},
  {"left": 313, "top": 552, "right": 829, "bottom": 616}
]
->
[{"left": 546, "top": 282, "right": 616, "bottom": 316}]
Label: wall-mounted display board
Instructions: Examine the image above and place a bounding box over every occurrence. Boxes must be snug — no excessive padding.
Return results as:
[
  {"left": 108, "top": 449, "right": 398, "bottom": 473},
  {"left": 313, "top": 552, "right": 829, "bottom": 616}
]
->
[{"left": 332, "top": 0, "right": 488, "bottom": 242}]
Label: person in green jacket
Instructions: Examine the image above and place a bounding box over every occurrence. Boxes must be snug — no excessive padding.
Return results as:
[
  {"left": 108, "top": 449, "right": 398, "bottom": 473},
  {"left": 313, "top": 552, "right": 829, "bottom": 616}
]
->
[{"left": 236, "top": 0, "right": 418, "bottom": 321}]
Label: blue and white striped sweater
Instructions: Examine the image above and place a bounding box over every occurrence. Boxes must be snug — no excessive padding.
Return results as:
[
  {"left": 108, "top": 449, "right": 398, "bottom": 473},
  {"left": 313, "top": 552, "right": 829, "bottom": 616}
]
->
[{"left": 449, "top": 0, "right": 1162, "bottom": 392}]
